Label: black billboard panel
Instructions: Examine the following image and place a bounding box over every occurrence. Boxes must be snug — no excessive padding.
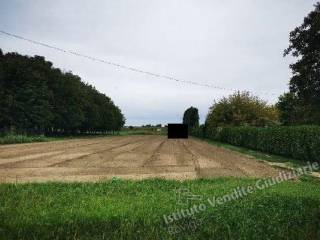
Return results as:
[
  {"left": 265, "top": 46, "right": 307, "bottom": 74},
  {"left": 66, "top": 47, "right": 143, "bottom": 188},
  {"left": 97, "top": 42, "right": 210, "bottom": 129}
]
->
[{"left": 167, "top": 124, "right": 188, "bottom": 139}]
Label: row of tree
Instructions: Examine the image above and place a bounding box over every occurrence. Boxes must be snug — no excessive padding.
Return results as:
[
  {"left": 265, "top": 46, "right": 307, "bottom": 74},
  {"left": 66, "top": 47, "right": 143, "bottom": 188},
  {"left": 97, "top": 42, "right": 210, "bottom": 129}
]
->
[
  {"left": 0, "top": 50, "right": 125, "bottom": 135},
  {"left": 183, "top": 2, "right": 320, "bottom": 129}
]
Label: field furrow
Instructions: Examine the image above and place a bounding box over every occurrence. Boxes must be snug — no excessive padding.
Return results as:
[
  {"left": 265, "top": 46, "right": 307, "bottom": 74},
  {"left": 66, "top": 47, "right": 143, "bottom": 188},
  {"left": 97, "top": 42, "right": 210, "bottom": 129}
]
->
[{"left": 0, "top": 135, "right": 284, "bottom": 182}]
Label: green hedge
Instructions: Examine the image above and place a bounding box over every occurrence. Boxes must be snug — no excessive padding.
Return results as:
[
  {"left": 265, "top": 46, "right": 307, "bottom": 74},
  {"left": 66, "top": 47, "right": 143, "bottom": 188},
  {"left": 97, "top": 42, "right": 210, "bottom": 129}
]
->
[{"left": 197, "top": 126, "right": 320, "bottom": 162}]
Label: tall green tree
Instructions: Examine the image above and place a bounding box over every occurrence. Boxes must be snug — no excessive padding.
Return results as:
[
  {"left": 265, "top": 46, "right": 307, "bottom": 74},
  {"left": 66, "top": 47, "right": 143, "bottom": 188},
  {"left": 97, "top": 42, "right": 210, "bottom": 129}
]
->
[
  {"left": 281, "top": 2, "right": 320, "bottom": 124},
  {"left": 183, "top": 107, "right": 199, "bottom": 129}
]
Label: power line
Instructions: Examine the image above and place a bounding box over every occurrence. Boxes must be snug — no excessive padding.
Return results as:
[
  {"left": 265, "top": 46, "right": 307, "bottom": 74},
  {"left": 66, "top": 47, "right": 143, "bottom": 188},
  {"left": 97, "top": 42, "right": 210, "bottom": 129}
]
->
[{"left": 0, "top": 30, "right": 278, "bottom": 96}]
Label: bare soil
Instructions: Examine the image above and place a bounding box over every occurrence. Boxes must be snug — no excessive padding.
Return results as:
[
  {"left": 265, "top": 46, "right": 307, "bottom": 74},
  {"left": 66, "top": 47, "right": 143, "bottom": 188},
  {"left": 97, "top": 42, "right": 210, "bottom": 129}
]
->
[{"left": 0, "top": 135, "right": 283, "bottom": 182}]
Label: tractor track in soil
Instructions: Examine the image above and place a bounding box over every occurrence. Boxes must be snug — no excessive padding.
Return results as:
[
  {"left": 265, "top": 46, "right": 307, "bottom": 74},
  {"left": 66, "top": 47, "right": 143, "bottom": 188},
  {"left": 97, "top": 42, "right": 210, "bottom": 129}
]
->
[{"left": 0, "top": 135, "right": 285, "bottom": 183}]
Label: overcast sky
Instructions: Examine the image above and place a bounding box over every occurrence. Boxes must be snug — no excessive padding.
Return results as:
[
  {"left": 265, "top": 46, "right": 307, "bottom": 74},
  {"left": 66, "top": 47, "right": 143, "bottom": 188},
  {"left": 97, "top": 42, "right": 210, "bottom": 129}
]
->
[{"left": 0, "top": 0, "right": 317, "bottom": 125}]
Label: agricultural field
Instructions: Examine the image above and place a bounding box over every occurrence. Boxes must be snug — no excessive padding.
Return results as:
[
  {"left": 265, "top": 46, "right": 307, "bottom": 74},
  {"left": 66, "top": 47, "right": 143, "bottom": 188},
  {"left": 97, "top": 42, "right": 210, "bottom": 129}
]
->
[
  {"left": 0, "top": 135, "right": 320, "bottom": 240},
  {"left": 0, "top": 135, "right": 284, "bottom": 183}
]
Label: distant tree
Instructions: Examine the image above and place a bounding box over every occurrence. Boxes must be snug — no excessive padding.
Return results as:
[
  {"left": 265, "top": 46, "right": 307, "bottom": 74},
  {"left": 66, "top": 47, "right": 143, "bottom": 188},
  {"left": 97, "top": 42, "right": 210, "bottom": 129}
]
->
[
  {"left": 183, "top": 107, "right": 199, "bottom": 129},
  {"left": 282, "top": 2, "right": 320, "bottom": 124},
  {"left": 206, "top": 91, "right": 279, "bottom": 128}
]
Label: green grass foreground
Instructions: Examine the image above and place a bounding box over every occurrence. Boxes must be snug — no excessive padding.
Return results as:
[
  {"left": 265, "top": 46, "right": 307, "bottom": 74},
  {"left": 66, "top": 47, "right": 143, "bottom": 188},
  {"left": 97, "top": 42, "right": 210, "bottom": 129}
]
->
[{"left": 1, "top": 178, "right": 320, "bottom": 240}]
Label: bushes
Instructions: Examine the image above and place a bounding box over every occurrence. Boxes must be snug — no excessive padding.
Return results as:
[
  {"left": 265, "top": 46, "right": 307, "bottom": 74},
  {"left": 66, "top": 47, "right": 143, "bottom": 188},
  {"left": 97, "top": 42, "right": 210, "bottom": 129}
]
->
[{"left": 200, "top": 126, "right": 320, "bottom": 162}]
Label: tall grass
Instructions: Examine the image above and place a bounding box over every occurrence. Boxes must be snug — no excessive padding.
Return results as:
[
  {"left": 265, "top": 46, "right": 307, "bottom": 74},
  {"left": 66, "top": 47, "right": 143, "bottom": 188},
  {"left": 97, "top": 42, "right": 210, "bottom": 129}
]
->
[
  {"left": 0, "top": 135, "right": 52, "bottom": 144},
  {"left": 0, "top": 134, "right": 115, "bottom": 145}
]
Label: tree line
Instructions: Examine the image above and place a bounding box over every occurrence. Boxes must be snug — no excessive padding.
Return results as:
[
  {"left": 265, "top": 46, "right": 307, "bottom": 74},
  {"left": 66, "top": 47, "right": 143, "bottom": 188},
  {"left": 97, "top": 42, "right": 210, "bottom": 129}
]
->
[{"left": 0, "top": 50, "right": 125, "bottom": 135}]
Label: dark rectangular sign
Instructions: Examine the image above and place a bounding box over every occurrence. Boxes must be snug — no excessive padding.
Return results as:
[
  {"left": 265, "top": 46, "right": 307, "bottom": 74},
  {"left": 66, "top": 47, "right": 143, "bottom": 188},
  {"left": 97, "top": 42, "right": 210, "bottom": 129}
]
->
[{"left": 167, "top": 124, "right": 188, "bottom": 139}]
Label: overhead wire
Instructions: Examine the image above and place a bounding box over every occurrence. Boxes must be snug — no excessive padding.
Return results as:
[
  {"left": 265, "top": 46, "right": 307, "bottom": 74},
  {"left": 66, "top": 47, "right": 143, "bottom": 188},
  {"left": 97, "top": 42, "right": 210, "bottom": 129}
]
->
[{"left": 0, "top": 30, "right": 279, "bottom": 96}]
